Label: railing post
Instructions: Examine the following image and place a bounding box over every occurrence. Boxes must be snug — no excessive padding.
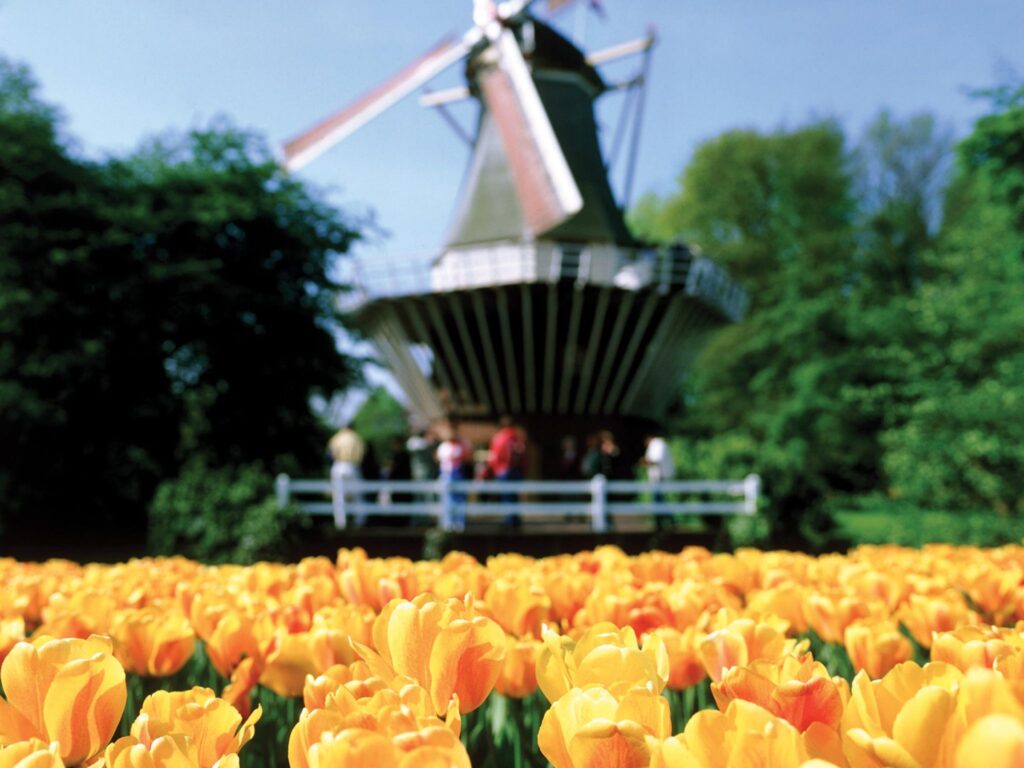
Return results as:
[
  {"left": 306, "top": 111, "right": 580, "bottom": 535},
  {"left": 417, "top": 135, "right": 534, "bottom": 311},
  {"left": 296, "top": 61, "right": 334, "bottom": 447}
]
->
[
  {"left": 439, "top": 476, "right": 453, "bottom": 531},
  {"left": 332, "top": 474, "right": 348, "bottom": 529},
  {"left": 590, "top": 474, "right": 608, "bottom": 532},
  {"left": 275, "top": 473, "right": 290, "bottom": 509},
  {"left": 743, "top": 474, "right": 760, "bottom": 515}
]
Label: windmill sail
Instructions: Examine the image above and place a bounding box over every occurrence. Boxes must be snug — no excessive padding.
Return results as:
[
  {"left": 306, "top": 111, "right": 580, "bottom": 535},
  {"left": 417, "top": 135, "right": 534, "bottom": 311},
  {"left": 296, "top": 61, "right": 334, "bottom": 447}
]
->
[
  {"left": 283, "top": 33, "right": 480, "bottom": 171},
  {"left": 477, "top": 28, "right": 584, "bottom": 235}
]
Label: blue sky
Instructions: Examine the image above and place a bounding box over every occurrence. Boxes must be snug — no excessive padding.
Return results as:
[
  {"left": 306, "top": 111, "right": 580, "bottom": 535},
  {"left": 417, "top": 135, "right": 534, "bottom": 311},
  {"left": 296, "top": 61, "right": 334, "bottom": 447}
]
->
[
  {"left": 4, "top": 0, "right": 1022, "bottom": 260},
  {"left": 3, "top": 1, "right": 1022, "bottom": 414}
]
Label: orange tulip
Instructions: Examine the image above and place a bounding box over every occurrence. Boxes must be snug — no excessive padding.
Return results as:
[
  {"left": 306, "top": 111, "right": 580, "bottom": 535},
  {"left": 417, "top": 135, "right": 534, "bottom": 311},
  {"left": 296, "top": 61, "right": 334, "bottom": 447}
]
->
[
  {"left": 844, "top": 620, "right": 912, "bottom": 679},
  {"left": 538, "top": 686, "right": 669, "bottom": 768},
  {"left": 221, "top": 657, "right": 260, "bottom": 719},
  {"left": 204, "top": 612, "right": 261, "bottom": 678},
  {"left": 483, "top": 579, "right": 551, "bottom": 638},
  {"left": 899, "top": 593, "right": 978, "bottom": 649},
  {"left": 354, "top": 594, "right": 506, "bottom": 714},
  {"left": 35, "top": 591, "right": 116, "bottom": 640},
  {"left": 104, "top": 733, "right": 240, "bottom": 768},
  {"left": 698, "top": 617, "right": 792, "bottom": 683},
  {"left": 711, "top": 653, "right": 848, "bottom": 732},
  {"left": 648, "top": 627, "right": 705, "bottom": 691},
  {"left": 0, "top": 635, "right": 126, "bottom": 766},
  {"left": 804, "top": 592, "right": 885, "bottom": 645},
  {"left": 495, "top": 637, "right": 539, "bottom": 699},
  {"left": 110, "top": 607, "right": 195, "bottom": 677},
  {"left": 130, "top": 688, "right": 260, "bottom": 768},
  {"left": 301, "top": 662, "right": 390, "bottom": 712},
  {"left": 0, "top": 739, "right": 64, "bottom": 768},
  {"left": 536, "top": 623, "right": 669, "bottom": 702}
]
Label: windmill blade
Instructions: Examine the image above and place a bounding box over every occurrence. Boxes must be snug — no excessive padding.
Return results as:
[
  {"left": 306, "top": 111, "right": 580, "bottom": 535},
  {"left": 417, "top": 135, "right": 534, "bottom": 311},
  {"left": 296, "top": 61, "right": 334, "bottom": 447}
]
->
[
  {"left": 283, "top": 31, "right": 482, "bottom": 172},
  {"left": 478, "top": 27, "right": 583, "bottom": 234}
]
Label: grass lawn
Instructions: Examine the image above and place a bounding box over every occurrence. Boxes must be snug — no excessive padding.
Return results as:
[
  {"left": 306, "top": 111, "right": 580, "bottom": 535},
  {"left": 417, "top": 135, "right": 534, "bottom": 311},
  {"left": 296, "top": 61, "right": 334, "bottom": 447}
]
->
[{"left": 832, "top": 499, "right": 1024, "bottom": 548}]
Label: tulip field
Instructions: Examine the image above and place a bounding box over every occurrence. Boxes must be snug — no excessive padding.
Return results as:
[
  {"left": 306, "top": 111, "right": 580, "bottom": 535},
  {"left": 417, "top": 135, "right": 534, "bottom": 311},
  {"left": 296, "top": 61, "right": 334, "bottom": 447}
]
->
[{"left": 2, "top": 545, "right": 1024, "bottom": 766}]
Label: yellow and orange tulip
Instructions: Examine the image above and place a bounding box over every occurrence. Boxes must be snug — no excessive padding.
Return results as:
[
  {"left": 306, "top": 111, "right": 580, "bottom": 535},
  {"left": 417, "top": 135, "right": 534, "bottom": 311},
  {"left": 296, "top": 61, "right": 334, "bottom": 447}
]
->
[{"left": 0, "top": 635, "right": 125, "bottom": 766}]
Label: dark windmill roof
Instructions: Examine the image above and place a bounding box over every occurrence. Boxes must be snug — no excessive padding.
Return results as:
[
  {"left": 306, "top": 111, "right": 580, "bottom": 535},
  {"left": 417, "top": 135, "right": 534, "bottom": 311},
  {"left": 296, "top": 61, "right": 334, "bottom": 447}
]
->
[{"left": 444, "top": 19, "right": 635, "bottom": 249}]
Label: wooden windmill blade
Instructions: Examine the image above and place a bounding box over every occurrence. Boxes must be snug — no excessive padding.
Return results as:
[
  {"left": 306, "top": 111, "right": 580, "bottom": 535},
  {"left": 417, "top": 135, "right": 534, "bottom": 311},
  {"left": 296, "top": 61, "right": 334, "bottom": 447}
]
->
[
  {"left": 283, "top": 30, "right": 483, "bottom": 172},
  {"left": 477, "top": 25, "right": 584, "bottom": 235}
]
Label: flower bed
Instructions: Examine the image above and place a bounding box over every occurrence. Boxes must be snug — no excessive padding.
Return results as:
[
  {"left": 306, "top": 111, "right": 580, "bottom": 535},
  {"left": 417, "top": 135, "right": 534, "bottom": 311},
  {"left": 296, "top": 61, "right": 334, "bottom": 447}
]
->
[{"left": 1, "top": 544, "right": 1023, "bottom": 766}]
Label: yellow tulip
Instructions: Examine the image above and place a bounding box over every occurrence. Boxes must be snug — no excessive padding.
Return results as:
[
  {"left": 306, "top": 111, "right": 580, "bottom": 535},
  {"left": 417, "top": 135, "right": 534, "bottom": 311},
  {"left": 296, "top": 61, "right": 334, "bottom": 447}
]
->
[
  {"left": 536, "top": 623, "right": 669, "bottom": 702},
  {"left": 354, "top": 594, "right": 506, "bottom": 714},
  {"left": 661, "top": 698, "right": 835, "bottom": 768},
  {"left": 954, "top": 714, "right": 1024, "bottom": 768},
  {"left": 130, "top": 688, "right": 260, "bottom": 768},
  {"left": 537, "top": 686, "right": 669, "bottom": 768},
  {"left": 0, "top": 739, "right": 63, "bottom": 768},
  {"left": 931, "top": 626, "right": 1016, "bottom": 672},
  {"left": 110, "top": 607, "right": 195, "bottom": 677},
  {"left": 842, "top": 662, "right": 962, "bottom": 768},
  {"left": 0, "top": 635, "right": 125, "bottom": 766},
  {"left": 844, "top": 620, "right": 912, "bottom": 679},
  {"left": 258, "top": 631, "right": 321, "bottom": 698},
  {"left": 391, "top": 726, "right": 472, "bottom": 767},
  {"left": 0, "top": 619, "right": 25, "bottom": 669}
]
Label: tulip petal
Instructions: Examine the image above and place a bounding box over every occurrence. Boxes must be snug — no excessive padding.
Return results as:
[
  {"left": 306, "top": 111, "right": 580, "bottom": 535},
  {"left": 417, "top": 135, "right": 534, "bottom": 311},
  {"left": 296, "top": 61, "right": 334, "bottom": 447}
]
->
[
  {"left": 891, "top": 686, "right": 954, "bottom": 768},
  {"left": 954, "top": 714, "right": 1024, "bottom": 768},
  {"left": 569, "top": 719, "right": 652, "bottom": 768}
]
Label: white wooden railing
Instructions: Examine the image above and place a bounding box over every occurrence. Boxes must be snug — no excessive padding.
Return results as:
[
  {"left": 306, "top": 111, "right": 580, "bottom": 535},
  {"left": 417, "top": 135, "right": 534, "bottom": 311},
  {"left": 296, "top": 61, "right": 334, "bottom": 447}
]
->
[{"left": 275, "top": 474, "right": 760, "bottom": 532}]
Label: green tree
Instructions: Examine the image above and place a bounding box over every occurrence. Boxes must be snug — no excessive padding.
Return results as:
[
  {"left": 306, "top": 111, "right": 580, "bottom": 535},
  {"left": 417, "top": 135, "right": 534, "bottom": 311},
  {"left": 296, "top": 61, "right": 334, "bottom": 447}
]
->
[
  {"left": 882, "top": 86, "right": 1024, "bottom": 514},
  {"left": 0, "top": 60, "right": 361, "bottom": 543},
  {"left": 350, "top": 386, "right": 410, "bottom": 463},
  {"left": 641, "top": 123, "right": 861, "bottom": 543}
]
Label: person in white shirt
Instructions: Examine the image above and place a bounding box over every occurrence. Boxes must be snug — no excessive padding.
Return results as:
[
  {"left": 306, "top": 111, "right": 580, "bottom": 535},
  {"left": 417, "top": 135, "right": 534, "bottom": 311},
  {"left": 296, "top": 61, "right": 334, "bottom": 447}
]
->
[
  {"left": 643, "top": 434, "right": 675, "bottom": 529},
  {"left": 436, "top": 423, "right": 471, "bottom": 530},
  {"left": 643, "top": 435, "right": 674, "bottom": 484}
]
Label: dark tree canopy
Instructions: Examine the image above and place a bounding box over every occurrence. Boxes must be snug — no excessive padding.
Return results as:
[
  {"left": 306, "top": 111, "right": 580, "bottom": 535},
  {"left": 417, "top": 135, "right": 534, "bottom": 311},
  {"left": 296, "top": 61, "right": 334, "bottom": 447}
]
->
[{"left": 0, "top": 60, "right": 361, "bottom": 540}]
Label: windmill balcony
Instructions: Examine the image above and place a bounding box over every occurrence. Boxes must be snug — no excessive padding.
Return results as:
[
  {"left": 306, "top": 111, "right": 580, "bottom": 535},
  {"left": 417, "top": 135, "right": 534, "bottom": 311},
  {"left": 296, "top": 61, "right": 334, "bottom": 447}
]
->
[{"left": 343, "top": 241, "right": 747, "bottom": 323}]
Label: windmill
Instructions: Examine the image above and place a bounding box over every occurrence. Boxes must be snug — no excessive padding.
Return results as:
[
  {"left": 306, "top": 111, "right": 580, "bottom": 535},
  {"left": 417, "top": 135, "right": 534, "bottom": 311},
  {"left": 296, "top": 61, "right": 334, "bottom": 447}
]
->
[{"left": 284, "top": 0, "right": 747, "bottom": 470}]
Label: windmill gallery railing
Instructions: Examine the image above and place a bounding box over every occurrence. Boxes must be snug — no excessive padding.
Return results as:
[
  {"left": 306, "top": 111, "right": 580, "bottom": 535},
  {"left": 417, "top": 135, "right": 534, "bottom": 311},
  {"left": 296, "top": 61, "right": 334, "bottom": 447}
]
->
[{"left": 275, "top": 474, "right": 761, "bottom": 532}]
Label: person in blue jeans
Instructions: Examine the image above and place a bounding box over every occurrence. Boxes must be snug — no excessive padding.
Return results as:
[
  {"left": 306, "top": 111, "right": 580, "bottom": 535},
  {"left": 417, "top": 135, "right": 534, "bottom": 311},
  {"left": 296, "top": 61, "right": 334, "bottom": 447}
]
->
[
  {"left": 436, "top": 426, "right": 470, "bottom": 530},
  {"left": 488, "top": 416, "right": 527, "bottom": 527}
]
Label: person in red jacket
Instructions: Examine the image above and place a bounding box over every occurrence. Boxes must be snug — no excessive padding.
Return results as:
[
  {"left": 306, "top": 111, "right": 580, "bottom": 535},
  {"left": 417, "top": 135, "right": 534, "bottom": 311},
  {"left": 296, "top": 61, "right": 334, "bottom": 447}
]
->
[{"left": 488, "top": 416, "right": 527, "bottom": 527}]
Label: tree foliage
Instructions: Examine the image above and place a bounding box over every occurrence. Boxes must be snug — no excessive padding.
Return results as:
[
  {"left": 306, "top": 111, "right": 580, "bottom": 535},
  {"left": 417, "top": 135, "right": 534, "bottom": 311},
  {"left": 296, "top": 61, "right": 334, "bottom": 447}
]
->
[
  {"left": 0, "top": 60, "right": 360, "bottom": 540},
  {"left": 642, "top": 96, "right": 1023, "bottom": 542},
  {"left": 881, "top": 87, "right": 1024, "bottom": 514}
]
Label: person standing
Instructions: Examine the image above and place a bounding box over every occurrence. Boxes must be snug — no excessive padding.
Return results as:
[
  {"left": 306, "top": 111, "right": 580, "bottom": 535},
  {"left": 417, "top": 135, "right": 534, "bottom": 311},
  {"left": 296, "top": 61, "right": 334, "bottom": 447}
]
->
[
  {"left": 328, "top": 425, "right": 365, "bottom": 523},
  {"left": 488, "top": 416, "right": 527, "bottom": 527},
  {"left": 643, "top": 433, "right": 675, "bottom": 529},
  {"left": 436, "top": 424, "right": 470, "bottom": 531}
]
